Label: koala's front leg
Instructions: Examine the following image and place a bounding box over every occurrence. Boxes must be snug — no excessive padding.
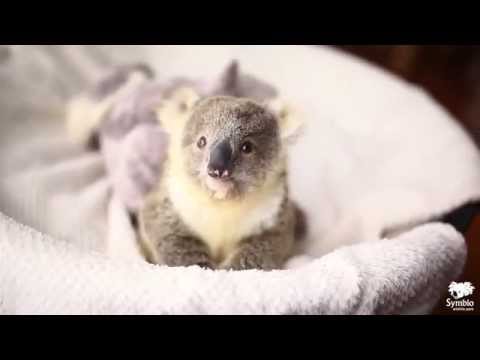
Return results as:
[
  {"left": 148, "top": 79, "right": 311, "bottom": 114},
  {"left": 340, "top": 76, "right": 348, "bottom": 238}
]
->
[
  {"left": 156, "top": 234, "right": 215, "bottom": 269},
  {"left": 221, "top": 199, "right": 296, "bottom": 271},
  {"left": 221, "top": 207, "right": 296, "bottom": 271},
  {"left": 221, "top": 230, "right": 294, "bottom": 271},
  {"left": 139, "top": 194, "right": 215, "bottom": 269}
]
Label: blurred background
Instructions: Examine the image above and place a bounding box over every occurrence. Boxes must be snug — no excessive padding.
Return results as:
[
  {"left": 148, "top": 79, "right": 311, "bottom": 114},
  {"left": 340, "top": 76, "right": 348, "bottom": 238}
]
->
[{"left": 336, "top": 46, "right": 480, "bottom": 315}]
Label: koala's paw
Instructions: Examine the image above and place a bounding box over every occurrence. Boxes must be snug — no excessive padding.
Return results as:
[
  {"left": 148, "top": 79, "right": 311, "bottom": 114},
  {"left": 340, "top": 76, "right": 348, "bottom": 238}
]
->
[
  {"left": 164, "top": 253, "right": 215, "bottom": 270},
  {"left": 220, "top": 251, "right": 277, "bottom": 271},
  {"left": 194, "top": 261, "right": 215, "bottom": 270}
]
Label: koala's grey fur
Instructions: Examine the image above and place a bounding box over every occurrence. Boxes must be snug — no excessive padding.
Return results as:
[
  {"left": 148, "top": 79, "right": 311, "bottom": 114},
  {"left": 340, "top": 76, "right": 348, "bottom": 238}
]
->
[
  {"left": 139, "top": 96, "right": 303, "bottom": 271},
  {"left": 140, "top": 191, "right": 215, "bottom": 268},
  {"left": 140, "top": 183, "right": 298, "bottom": 270},
  {"left": 182, "top": 97, "right": 281, "bottom": 197}
]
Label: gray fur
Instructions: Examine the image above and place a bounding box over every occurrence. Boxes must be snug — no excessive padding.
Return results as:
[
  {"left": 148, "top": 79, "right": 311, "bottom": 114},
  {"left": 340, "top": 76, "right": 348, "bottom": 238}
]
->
[
  {"left": 140, "top": 189, "right": 214, "bottom": 268},
  {"left": 139, "top": 96, "right": 299, "bottom": 270},
  {"left": 182, "top": 96, "right": 281, "bottom": 197},
  {"left": 221, "top": 194, "right": 296, "bottom": 270},
  {"left": 140, "top": 182, "right": 296, "bottom": 270}
]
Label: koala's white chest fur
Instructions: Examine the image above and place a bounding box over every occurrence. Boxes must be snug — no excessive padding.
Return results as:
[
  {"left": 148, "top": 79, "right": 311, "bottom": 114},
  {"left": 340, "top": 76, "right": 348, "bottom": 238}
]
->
[{"left": 167, "top": 173, "right": 284, "bottom": 261}]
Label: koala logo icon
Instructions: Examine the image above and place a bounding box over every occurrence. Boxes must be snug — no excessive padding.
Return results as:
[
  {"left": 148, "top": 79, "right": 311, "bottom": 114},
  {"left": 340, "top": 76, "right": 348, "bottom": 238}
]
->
[{"left": 448, "top": 282, "right": 475, "bottom": 300}]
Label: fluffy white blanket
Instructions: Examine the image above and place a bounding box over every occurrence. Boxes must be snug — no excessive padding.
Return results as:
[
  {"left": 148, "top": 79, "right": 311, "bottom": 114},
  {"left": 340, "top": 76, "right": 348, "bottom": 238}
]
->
[{"left": 0, "top": 45, "right": 479, "bottom": 314}]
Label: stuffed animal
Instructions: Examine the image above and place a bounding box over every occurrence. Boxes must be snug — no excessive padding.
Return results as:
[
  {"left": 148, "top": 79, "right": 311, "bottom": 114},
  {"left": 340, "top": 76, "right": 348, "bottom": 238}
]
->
[{"left": 66, "top": 60, "right": 300, "bottom": 217}]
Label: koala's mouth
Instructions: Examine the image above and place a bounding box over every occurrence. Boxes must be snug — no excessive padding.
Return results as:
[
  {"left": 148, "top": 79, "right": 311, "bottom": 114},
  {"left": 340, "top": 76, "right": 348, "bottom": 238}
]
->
[{"left": 204, "top": 175, "right": 235, "bottom": 200}]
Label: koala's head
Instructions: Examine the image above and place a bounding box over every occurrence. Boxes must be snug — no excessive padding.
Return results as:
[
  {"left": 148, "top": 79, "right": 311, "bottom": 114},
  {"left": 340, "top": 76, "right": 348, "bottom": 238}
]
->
[{"left": 179, "top": 96, "right": 298, "bottom": 199}]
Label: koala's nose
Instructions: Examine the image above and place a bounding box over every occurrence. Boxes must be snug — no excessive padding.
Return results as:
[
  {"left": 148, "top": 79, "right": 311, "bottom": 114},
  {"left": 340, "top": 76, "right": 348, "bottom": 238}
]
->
[{"left": 208, "top": 140, "right": 233, "bottom": 179}]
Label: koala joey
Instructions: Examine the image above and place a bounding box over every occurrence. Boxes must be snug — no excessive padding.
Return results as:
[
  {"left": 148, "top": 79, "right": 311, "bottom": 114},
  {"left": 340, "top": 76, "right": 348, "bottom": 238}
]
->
[{"left": 138, "top": 87, "right": 306, "bottom": 271}]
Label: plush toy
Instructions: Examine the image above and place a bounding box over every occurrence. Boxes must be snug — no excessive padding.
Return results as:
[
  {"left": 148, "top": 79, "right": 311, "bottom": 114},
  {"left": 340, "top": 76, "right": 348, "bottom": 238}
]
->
[{"left": 66, "top": 60, "right": 300, "bottom": 216}]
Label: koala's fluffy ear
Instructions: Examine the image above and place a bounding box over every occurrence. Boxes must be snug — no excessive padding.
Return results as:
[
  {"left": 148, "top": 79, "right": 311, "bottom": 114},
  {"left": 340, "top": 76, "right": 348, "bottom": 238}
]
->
[
  {"left": 154, "top": 86, "right": 200, "bottom": 135},
  {"left": 265, "top": 98, "right": 304, "bottom": 144}
]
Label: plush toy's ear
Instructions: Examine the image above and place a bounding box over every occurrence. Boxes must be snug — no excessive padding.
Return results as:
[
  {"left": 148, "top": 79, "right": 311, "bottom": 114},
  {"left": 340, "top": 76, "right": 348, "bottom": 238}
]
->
[
  {"left": 219, "top": 60, "right": 240, "bottom": 93},
  {"left": 265, "top": 98, "right": 304, "bottom": 144},
  {"left": 205, "top": 60, "right": 240, "bottom": 96},
  {"left": 154, "top": 86, "right": 200, "bottom": 135}
]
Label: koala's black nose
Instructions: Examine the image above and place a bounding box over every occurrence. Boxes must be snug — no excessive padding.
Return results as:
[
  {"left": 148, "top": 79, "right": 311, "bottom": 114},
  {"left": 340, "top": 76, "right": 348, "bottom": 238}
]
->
[{"left": 208, "top": 140, "right": 233, "bottom": 179}]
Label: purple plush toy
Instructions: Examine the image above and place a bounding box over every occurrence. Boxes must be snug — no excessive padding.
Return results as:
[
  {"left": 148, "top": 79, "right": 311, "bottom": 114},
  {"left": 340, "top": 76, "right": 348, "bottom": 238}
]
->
[{"left": 66, "top": 61, "right": 290, "bottom": 216}]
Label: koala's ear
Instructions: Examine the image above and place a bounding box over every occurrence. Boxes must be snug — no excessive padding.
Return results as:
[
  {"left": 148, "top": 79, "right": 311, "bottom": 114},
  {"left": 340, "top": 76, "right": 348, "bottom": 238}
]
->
[
  {"left": 155, "top": 86, "right": 200, "bottom": 134},
  {"left": 174, "top": 86, "right": 201, "bottom": 111},
  {"left": 265, "top": 98, "right": 304, "bottom": 144}
]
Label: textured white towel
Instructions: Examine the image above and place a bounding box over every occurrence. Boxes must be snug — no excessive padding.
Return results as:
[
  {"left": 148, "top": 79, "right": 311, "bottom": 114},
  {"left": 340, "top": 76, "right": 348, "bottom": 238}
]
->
[
  {"left": 0, "top": 213, "right": 467, "bottom": 315},
  {"left": 0, "top": 45, "right": 479, "bottom": 314}
]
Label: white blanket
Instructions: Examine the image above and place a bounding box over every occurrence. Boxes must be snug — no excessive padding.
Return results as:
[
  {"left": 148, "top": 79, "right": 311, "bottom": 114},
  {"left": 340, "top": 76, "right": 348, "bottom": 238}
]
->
[{"left": 1, "top": 45, "right": 479, "bottom": 314}]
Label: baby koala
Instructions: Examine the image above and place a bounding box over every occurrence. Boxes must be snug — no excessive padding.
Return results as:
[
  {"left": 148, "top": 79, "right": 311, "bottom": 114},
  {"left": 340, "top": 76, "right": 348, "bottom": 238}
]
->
[{"left": 139, "top": 88, "right": 304, "bottom": 271}]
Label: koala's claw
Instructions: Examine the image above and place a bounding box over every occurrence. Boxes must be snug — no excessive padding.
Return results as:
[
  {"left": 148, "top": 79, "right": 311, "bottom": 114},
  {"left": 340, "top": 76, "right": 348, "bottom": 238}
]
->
[
  {"left": 221, "top": 252, "right": 276, "bottom": 271},
  {"left": 195, "top": 261, "right": 215, "bottom": 270},
  {"left": 162, "top": 252, "right": 215, "bottom": 270}
]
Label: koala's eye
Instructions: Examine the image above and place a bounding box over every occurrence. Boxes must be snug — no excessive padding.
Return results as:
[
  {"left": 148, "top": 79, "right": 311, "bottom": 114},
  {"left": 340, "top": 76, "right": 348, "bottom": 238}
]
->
[
  {"left": 241, "top": 141, "right": 254, "bottom": 154},
  {"left": 197, "top": 136, "right": 207, "bottom": 149}
]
